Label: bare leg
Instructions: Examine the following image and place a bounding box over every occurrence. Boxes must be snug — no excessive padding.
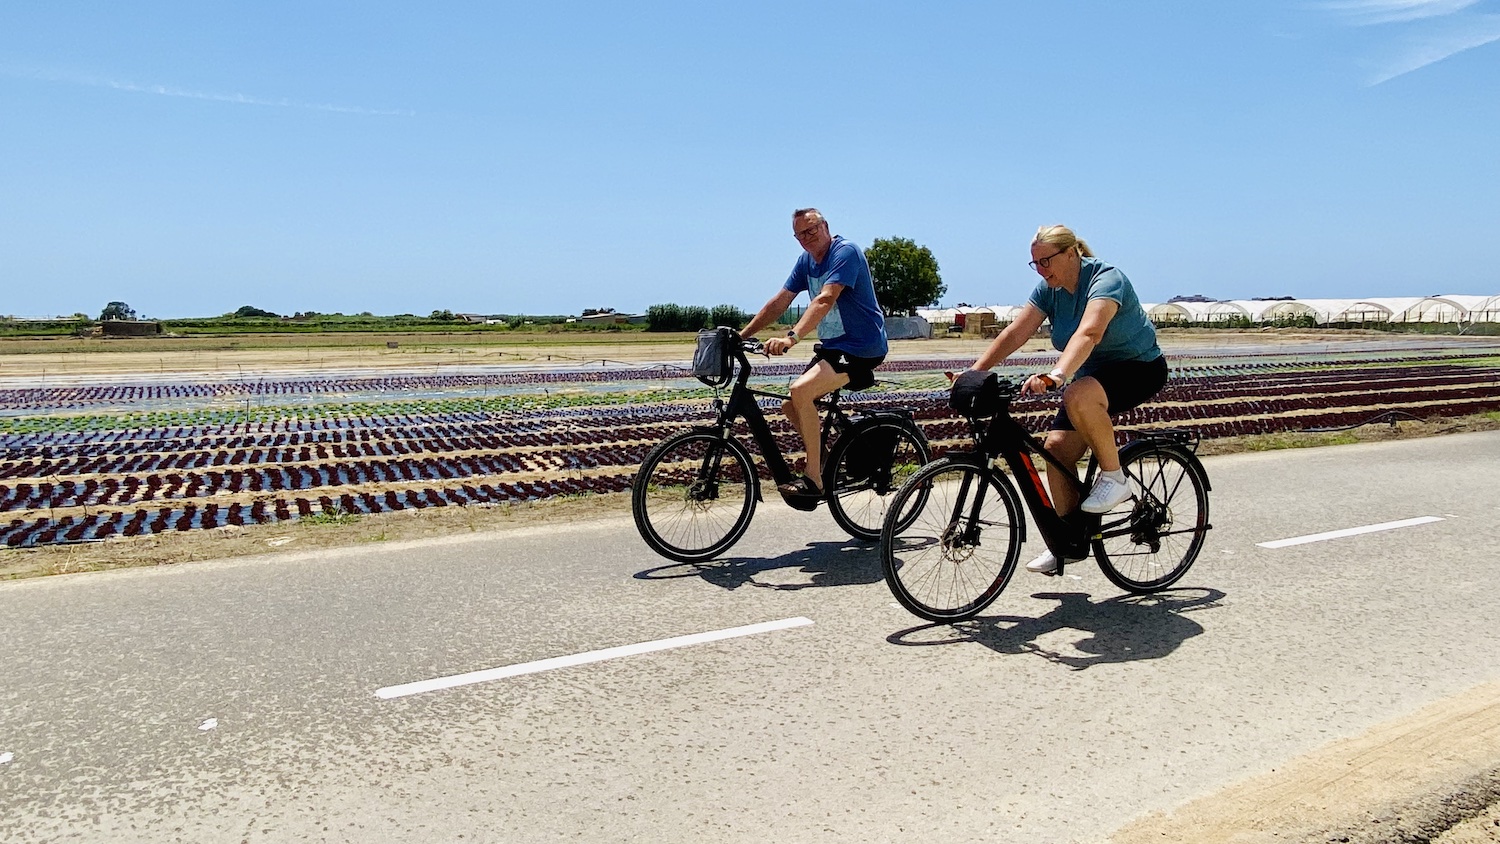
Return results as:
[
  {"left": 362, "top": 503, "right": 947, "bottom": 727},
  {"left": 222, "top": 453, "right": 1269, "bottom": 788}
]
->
[
  {"left": 782, "top": 360, "right": 850, "bottom": 490},
  {"left": 1042, "top": 429, "right": 1089, "bottom": 516},
  {"left": 1061, "top": 376, "right": 1120, "bottom": 472}
]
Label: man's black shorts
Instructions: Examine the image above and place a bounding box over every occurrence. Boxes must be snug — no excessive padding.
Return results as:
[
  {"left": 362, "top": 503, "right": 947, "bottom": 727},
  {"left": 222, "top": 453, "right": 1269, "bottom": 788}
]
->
[
  {"left": 804, "top": 343, "right": 886, "bottom": 392},
  {"left": 1051, "top": 355, "right": 1168, "bottom": 431}
]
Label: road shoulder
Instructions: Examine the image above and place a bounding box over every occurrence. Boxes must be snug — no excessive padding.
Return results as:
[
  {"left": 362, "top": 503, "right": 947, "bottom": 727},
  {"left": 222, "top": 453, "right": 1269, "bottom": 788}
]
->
[{"left": 1108, "top": 680, "right": 1500, "bottom": 843}]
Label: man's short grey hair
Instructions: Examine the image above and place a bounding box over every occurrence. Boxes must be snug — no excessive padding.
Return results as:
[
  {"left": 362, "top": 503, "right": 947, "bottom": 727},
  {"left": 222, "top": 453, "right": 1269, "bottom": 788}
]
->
[{"left": 793, "top": 208, "right": 825, "bottom": 225}]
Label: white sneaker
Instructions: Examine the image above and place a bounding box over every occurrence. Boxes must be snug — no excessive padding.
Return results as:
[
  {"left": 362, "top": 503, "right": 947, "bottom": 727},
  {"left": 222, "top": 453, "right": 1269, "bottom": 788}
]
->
[
  {"left": 1025, "top": 550, "right": 1065, "bottom": 575},
  {"left": 1080, "top": 474, "right": 1132, "bottom": 514}
]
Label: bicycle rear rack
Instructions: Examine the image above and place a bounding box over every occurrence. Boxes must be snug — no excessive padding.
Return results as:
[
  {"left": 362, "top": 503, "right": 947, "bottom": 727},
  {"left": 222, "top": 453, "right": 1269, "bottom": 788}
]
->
[{"left": 1144, "top": 427, "right": 1201, "bottom": 452}]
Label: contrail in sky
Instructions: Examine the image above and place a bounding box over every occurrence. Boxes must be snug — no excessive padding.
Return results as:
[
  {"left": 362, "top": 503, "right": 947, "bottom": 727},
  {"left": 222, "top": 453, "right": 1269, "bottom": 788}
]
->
[
  {"left": 6, "top": 66, "right": 414, "bottom": 116},
  {"left": 1321, "top": 0, "right": 1500, "bottom": 84},
  {"left": 1367, "top": 13, "right": 1500, "bottom": 83},
  {"left": 1323, "top": 0, "right": 1481, "bottom": 25}
]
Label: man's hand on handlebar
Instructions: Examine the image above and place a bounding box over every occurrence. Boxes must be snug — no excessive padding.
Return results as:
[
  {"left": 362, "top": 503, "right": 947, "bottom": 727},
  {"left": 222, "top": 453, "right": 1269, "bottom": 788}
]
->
[
  {"left": 764, "top": 336, "right": 795, "bottom": 356},
  {"left": 740, "top": 336, "right": 770, "bottom": 357}
]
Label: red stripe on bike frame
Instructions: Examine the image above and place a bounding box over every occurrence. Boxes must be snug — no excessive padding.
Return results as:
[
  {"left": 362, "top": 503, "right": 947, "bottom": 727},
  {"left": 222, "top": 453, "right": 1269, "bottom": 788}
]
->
[{"left": 1017, "top": 452, "right": 1053, "bottom": 510}]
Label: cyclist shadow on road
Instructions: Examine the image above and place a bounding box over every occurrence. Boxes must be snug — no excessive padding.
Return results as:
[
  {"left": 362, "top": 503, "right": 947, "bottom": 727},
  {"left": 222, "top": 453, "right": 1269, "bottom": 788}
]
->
[
  {"left": 633, "top": 540, "right": 881, "bottom": 591},
  {"left": 887, "top": 587, "right": 1226, "bottom": 670}
]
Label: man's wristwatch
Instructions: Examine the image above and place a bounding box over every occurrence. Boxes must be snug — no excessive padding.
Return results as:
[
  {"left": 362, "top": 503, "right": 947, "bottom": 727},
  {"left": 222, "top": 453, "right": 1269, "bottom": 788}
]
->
[{"left": 785, "top": 330, "right": 799, "bottom": 344}]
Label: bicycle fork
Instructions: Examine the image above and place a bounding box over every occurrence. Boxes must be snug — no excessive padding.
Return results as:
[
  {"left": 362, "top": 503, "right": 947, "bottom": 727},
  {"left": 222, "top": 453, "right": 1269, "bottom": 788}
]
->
[{"left": 943, "top": 469, "right": 988, "bottom": 552}]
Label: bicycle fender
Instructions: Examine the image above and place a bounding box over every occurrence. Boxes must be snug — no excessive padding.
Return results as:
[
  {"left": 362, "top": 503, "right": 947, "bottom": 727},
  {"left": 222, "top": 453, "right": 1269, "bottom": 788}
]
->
[
  {"left": 936, "top": 450, "right": 988, "bottom": 468},
  {"left": 854, "top": 407, "right": 915, "bottom": 423}
]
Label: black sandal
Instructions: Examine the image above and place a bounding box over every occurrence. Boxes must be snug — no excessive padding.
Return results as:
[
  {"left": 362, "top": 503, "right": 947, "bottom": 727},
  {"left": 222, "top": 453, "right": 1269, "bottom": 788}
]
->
[{"left": 777, "top": 474, "right": 824, "bottom": 499}]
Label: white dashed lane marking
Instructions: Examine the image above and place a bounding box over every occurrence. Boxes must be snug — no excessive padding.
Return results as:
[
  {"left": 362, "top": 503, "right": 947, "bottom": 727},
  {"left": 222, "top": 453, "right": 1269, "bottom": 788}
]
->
[
  {"left": 375, "top": 616, "right": 814, "bottom": 700},
  {"left": 1257, "top": 516, "right": 1444, "bottom": 549}
]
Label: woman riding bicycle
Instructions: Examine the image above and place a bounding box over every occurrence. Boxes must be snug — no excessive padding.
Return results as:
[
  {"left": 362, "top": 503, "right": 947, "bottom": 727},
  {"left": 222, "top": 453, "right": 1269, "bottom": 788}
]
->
[{"left": 964, "top": 224, "right": 1168, "bottom": 575}]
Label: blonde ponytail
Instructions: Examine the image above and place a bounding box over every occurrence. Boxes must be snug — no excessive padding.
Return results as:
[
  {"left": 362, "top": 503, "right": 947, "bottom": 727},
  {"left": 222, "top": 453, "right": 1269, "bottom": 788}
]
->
[{"left": 1033, "top": 224, "right": 1094, "bottom": 258}]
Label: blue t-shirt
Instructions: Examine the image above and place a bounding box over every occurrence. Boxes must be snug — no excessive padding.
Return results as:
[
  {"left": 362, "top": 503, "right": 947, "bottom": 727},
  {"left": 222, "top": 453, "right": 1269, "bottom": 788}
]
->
[
  {"left": 1026, "top": 257, "right": 1161, "bottom": 376},
  {"left": 783, "top": 235, "right": 888, "bottom": 358}
]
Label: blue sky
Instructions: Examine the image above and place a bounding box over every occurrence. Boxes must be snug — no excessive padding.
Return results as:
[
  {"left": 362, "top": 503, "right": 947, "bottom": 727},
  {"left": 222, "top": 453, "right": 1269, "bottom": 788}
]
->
[{"left": 2, "top": 1, "right": 1497, "bottom": 319}]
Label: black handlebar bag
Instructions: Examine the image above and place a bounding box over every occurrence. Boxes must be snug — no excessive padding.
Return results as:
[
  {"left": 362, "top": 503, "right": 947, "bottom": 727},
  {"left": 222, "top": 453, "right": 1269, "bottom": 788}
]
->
[
  {"left": 949, "top": 370, "right": 1002, "bottom": 418},
  {"left": 692, "top": 327, "right": 733, "bottom": 387}
]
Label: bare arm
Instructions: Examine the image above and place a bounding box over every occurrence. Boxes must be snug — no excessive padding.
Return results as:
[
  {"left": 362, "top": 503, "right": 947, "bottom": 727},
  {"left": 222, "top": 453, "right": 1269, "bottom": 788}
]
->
[
  {"left": 1054, "top": 298, "right": 1118, "bottom": 379},
  {"left": 765, "top": 282, "right": 844, "bottom": 356},
  {"left": 741, "top": 288, "right": 798, "bottom": 338},
  {"left": 1020, "top": 297, "right": 1119, "bottom": 394},
  {"left": 794, "top": 282, "right": 841, "bottom": 339},
  {"left": 971, "top": 304, "right": 1047, "bottom": 370}
]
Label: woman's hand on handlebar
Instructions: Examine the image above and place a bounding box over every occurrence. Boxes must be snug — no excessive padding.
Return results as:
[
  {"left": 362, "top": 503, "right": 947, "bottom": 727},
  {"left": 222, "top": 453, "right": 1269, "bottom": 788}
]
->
[{"left": 1022, "top": 372, "right": 1061, "bottom": 395}]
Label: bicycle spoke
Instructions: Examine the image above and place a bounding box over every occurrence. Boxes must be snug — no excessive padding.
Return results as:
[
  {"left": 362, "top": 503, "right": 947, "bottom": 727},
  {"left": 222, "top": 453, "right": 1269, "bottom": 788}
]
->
[
  {"left": 882, "top": 460, "right": 1021, "bottom": 622},
  {"left": 827, "top": 422, "right": 930, "bottom": 541},
  {"left": 633, "top": 432, "right": 757, "bottom": 562},
  {"left": 1093, "top": 446, "right": 1209, "bottom": 593}
]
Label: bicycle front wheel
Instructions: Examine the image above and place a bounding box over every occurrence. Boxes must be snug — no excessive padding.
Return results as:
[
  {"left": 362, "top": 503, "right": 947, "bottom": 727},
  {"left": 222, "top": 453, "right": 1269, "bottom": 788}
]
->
[
  {"left": 881, "top": 458, "right": 1023, "bottom": 622},
  {"left": 826, "top": 420, "right": 931, "bottom": 541},
  {"left": 632, "top": 430, "right": 757, "bottom": 562},
  {"left": 1092, "top": 445, "right": 1209, "bottom": 593}
]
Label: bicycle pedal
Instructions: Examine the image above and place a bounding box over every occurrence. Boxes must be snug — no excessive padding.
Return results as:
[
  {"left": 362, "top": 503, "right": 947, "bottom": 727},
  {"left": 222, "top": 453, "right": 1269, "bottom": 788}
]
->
[{"left": 781, "top": 493, "right": 821, "bottom": 512}]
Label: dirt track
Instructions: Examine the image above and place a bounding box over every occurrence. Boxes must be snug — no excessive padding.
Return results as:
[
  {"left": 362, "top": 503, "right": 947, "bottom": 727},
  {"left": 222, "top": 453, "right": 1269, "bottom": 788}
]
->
[{"left": 0, "top": 327, "right": 1457, "bottom": 379}]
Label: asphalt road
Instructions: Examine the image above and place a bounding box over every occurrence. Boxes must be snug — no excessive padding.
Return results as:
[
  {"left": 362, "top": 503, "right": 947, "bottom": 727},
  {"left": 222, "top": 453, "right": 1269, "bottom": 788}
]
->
[{"left": 2, "top": 431, "right": 1499, "bottom": 843}]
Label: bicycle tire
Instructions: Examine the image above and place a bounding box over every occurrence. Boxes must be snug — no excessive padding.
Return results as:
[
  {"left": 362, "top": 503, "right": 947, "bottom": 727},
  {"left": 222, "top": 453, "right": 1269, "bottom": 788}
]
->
[
  {"left": 1092, "top": 443, "right": 1209, "bottom": 593},
  {"left": 632, "top": 430, "right": 758, "bottom": 562},
  {"left": 880, "top": 457, "right": 1023, "bottom": 622},
  {"left": 826, "top": 419, "right": 931, "bottom": 541}
]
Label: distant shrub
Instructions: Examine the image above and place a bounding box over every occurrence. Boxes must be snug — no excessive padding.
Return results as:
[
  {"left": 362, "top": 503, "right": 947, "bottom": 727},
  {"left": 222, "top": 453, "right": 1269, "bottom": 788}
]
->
[{"left": 647, "top": 303, "right": 748, "bottom": 332}]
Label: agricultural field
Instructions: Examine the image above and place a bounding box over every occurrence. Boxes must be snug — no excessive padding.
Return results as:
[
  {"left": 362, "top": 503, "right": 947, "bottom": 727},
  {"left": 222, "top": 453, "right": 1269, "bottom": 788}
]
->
[{"left": 2, "top": 331, "right": 1499, "bottom": 577}]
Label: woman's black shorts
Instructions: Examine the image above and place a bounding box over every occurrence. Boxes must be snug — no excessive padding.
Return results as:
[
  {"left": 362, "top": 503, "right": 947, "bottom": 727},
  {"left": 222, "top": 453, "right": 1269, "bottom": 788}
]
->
[
  {"left": 1051, "top": 355, "right": 1169, "bottom": 431},
  {"left": 804, "top": 343, "right": 885, "bottom": 392}
]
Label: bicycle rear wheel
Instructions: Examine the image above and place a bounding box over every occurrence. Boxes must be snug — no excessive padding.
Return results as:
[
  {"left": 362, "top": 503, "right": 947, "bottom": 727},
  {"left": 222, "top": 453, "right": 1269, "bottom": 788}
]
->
[
  {"left": 1092, "top": 444, "right": 1209, "bottom": 593},
  {"left": 632, "top": 430, "right": 757, "bottom": 562},
  {"left": 826, "top": 419, "right": 931, "bottom": 541},
  {"left": 881, "top": 458, "right": 1023, "bottom": 622}
]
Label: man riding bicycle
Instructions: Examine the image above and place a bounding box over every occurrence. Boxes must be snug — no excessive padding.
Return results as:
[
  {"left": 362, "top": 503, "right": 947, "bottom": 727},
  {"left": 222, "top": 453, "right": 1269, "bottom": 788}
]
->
[{"left": 741, "top": 208, "right": 888, "bottom": 501}]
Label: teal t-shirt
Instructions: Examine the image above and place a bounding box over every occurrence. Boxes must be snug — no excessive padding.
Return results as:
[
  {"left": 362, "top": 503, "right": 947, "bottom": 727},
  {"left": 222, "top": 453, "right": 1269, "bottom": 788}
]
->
[{"left": 1026, "top": 257, "right": 1161, "bottom": 376}]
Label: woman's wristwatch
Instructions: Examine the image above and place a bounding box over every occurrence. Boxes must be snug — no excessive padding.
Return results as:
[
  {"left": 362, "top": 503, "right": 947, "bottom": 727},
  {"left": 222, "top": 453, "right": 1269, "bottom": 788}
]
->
[
  {"left": 785, "top": 330, "right": 799, "bottom": 344},
  {"left": 1040, "top": 368, "right": 1067, "bottom": 390}
]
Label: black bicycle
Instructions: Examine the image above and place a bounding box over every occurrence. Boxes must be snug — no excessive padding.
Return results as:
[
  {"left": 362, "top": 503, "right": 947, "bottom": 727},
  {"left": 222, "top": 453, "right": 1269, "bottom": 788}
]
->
[
  {"left": 631, "top": 327, "right": 931, "bottom": 562},
  {"left": 880, "top": 371, "right": 1212, "bottom": 622}
]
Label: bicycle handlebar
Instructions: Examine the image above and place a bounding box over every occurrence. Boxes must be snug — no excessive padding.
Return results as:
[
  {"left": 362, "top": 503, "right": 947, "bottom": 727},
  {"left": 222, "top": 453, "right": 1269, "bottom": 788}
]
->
[{"left": 716, "top": 328, "right": 770, "bottom": 360}]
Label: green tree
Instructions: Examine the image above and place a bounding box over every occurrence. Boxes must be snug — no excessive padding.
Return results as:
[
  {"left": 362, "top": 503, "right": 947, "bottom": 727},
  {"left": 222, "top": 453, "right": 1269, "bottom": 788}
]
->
[
  {"left": 865, "top": 237, "right": 944, "bottom": 316},
  {"left": 709, "top": 304, "right": 749, "bottom": 329},
  {"left": 234, "top": 305, "right": 281, "bottom": 318},
  {"left": 99, "top": 301, "right": 136, "bottom": 321}
]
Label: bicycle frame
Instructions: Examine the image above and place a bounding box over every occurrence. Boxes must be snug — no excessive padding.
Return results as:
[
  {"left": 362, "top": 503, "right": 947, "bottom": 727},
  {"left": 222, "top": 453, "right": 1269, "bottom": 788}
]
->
[
  {"left": 955, "top": 395, "right": 1211, "bottom": 569},
  {"left": 976, "top": 411, "right": 1101, "bottom": 562},
  {"left": 710, "top": 338, "right": 851, "bottom": 492},
  {"left": 881, "top": 382, "right": 1213, "bottom": 619}
]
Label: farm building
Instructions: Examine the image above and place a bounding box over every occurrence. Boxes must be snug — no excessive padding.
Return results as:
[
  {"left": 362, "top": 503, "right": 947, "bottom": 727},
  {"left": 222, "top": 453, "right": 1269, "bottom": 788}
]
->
[{"left": 918, "top": 294, "right": 1500, "bottom": 328}]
